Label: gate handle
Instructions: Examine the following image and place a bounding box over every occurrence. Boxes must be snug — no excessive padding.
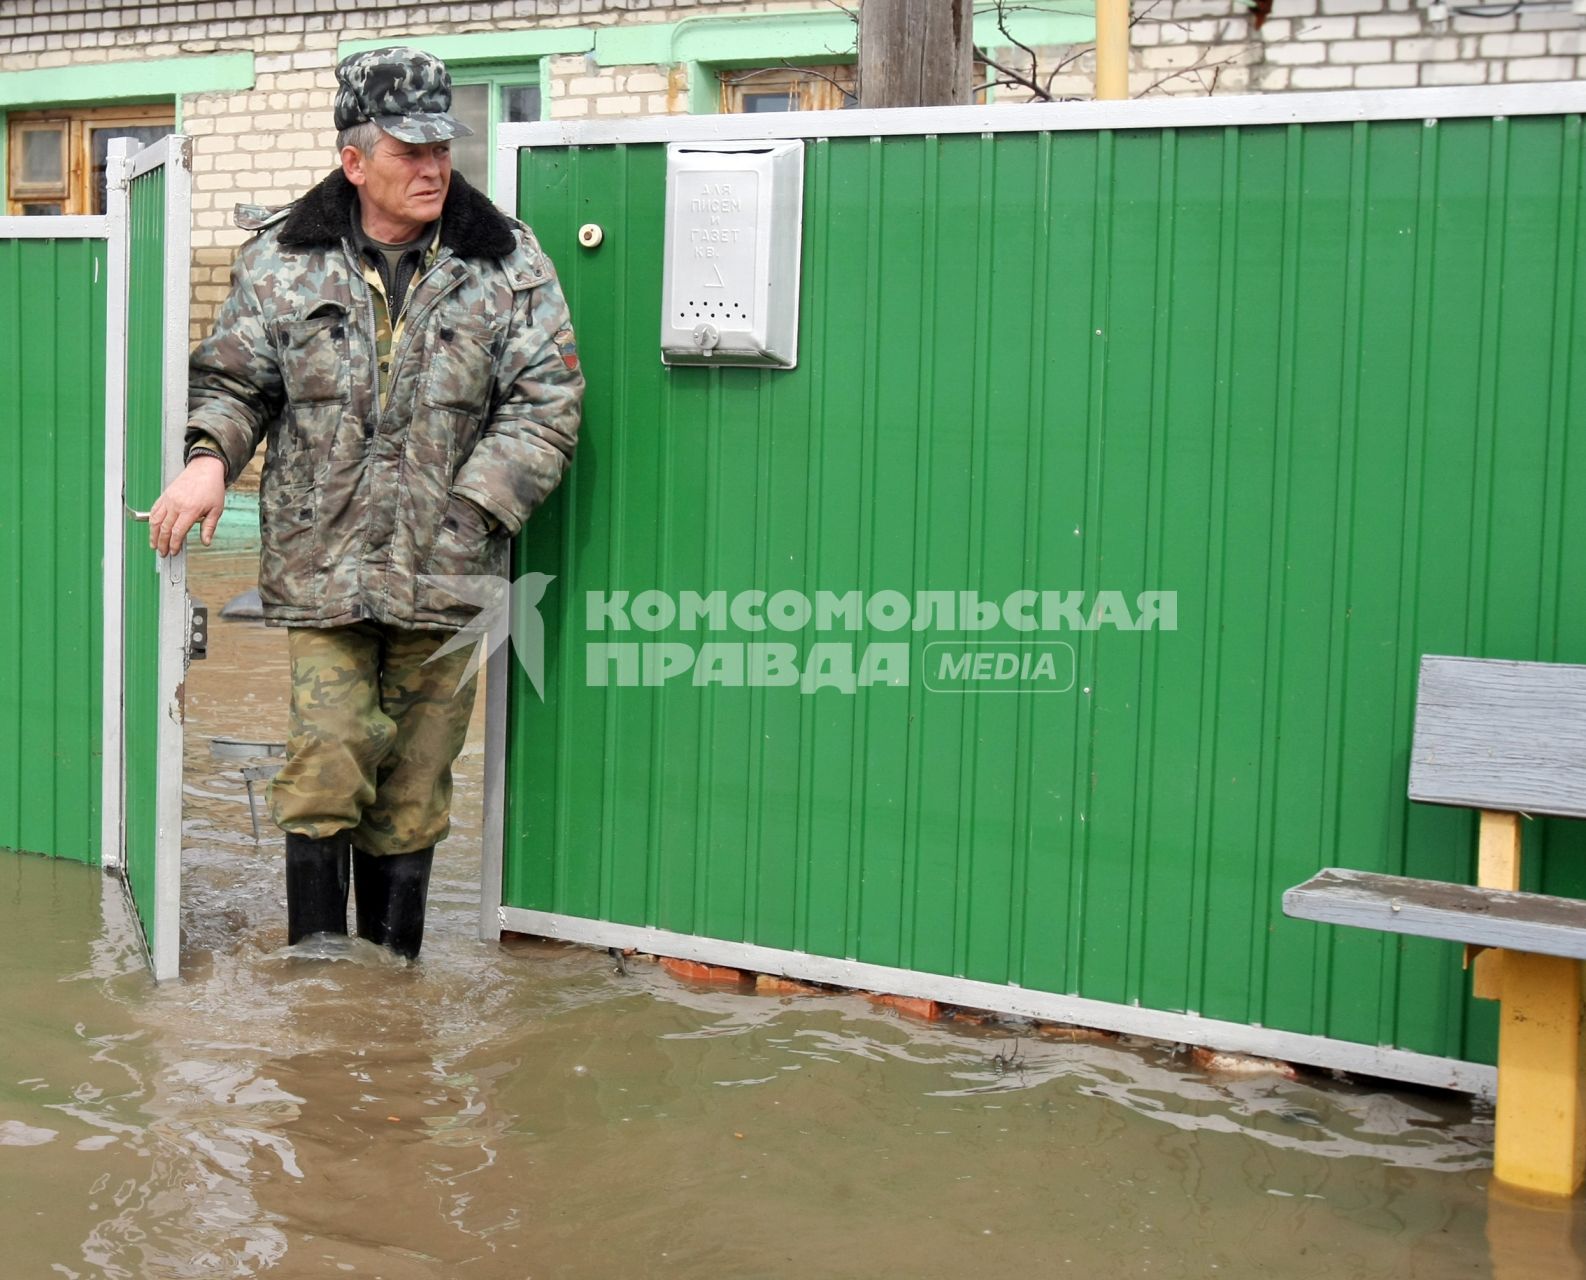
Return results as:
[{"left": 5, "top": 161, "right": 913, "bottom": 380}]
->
[{"left": 125, "top": 503, "right": 197, "bottom": 540}]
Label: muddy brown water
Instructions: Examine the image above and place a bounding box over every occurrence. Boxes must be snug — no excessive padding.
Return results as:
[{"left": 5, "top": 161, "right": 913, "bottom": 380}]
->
[{"left": 4, "top": 516, "right": 1585, "bottom": 1278}]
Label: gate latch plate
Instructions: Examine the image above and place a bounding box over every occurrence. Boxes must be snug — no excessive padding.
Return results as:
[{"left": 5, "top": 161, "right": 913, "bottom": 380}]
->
[{"left": 189, "top": 602, "right": 209, "bottom": 660}]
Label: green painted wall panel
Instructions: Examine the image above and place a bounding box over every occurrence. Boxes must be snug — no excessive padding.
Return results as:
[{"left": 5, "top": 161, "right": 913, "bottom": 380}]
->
[
  {"left": 507, "top": 112, "right": 1586, "bottom": 1067},
  {"left": 0, "top": 237, "right": 106, "bottom": 865}
]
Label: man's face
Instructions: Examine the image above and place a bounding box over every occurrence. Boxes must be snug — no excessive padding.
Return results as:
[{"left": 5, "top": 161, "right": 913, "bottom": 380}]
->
[{"left": 342, "top": 133, "right": 452, "bottom": 236}]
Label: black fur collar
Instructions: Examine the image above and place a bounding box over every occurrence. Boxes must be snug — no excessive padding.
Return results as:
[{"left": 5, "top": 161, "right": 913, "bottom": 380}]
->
[{"left": 277, "top": 168, "right": 517, "bottom": 259}]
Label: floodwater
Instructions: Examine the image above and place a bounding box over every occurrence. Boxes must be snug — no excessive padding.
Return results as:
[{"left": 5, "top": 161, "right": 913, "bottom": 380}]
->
[{"left": 4, "top": 503, "right": 1585, "bottom": 1278}]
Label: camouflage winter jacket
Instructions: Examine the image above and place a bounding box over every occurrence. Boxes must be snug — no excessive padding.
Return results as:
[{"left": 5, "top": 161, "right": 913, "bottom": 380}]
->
[{"left": 186, "top": 169, "right": 583, "bottom": 630}]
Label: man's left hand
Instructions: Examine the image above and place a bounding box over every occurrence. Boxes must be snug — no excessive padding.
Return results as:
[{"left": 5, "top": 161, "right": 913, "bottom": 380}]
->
[{"left": 149, "top": 455, "right": 227, "bottom": 556}]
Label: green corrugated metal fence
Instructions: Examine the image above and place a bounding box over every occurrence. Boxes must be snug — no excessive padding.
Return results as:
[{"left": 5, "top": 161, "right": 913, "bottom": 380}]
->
[
  {"left": 0, "top": 234, "right": 107, "bottom": 866},
  {"left": 502, "top": 101, "right": 1586, "bottom": 1073}
]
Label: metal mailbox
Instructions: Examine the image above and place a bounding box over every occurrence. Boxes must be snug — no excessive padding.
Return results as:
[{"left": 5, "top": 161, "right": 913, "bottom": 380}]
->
[{"left": 660, "top": 140, "right": 803, "bottom": 368}]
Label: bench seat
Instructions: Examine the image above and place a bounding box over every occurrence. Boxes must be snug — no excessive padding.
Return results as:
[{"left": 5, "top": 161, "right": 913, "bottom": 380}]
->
[{"left": 1284, "top": 868, "right": 1586, "bottom": 961}]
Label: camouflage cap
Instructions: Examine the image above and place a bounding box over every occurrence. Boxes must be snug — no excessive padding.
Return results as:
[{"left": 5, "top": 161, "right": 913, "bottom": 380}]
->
[{"left": 334, "top": 46, "right": 475, "bottom": 144}]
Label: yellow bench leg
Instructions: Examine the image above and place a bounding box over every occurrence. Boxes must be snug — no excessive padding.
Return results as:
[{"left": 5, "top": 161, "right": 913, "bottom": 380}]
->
[
  {"left": 1472, "top": 810, "right": 1523, "bottom": 1001},
  {"left": 1495, "top": 951, "right": 1586, "bottom": 1196}
]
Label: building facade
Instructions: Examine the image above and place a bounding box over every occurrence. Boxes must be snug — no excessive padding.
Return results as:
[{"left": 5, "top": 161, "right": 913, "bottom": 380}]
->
[{"left": 2, "top": 0, "right": 1583, "bottom": 337}]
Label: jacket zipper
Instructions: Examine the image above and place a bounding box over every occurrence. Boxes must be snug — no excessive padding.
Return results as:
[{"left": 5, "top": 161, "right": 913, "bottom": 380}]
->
[
  {"left": 344, "top": 242, "right": 465, "bottom": 425},
  {"left": 379, "top": 256, "right": 466, "bottom": 425}
]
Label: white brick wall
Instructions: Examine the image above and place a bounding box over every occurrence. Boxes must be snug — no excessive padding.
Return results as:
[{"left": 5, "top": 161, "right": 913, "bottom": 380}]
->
[
  {"left": 1, "top": 0, "right": 1580, "bottom": 334},
  {"left": 0, "top": 2, "right": 779, "bottom": 333},
  {"left": 1356, "top": 14, "right": 1421, "bottom": 38},
  {"left": 548, "top": 56, "right": 681, "bottom": 118},
  {"left": 1353, "top": 61, "right": 1418, "bottom": 86},
  {"left": 1507, "top": 54, "right": 1576, "bottom": 78},
  {"left": 1292, "top": 64, "right": 1357, "bottom": 86},
  {"left": 0, "top": 0, "right": 769, "bottom": 47},
  {"left": 1331, "top": 39, "right": 1396, "bottom": 63},
  {"left": 1110, "top": 0, "right": 1585, "bottom": 100},
  {"left": 1422, "top": 59, "right": 1489, "bottom": 83},
  {"left": 1295, "top": 18, "right": 1360, "bottom": 41}
]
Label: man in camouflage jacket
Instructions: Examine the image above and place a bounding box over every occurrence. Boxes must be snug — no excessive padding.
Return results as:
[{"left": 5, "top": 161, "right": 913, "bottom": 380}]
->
[{"left": 149, "top": 47, "right": 583, "bottom": 960}]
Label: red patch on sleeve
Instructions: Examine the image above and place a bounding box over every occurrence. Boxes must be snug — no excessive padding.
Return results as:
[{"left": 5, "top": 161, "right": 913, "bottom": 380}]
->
[{"left": 554, "top": 327, "right": 579, "bottom": 372}]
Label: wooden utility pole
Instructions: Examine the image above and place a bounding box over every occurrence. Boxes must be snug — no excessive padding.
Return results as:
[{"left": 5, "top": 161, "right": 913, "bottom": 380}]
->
[{"left": 858, "top": 0, "right": 975, "bottom": 108}]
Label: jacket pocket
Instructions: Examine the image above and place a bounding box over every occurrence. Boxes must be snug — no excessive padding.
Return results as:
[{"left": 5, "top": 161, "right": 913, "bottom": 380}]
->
[
  {"left": 257, "top": 479, "right": 323, "bottom": 609},
  {"left": 278, "top": 305, "right": 351, "bottom": 404},
  {"left": 422, "top": 492, "right": 500, "bottom": 579},
  {"left": 422, "top": 319, "right": 500, "bottom": 413}
]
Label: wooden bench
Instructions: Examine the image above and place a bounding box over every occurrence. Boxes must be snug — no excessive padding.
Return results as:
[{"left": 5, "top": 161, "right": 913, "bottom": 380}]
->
[{"left": 1284, "top": 654, "right": 1586, "bottom": 1197}]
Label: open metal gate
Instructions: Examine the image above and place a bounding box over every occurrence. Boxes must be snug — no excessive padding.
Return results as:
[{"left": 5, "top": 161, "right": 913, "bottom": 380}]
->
[
  {"left": 0, "top": 133, "right": 190, "bottom": 980},
  {"left": 102, "top": 135, "right": 193, "bottom": 981},
  {"left": 485, "top": 82, "right": 1586, "bottom": 1095}
]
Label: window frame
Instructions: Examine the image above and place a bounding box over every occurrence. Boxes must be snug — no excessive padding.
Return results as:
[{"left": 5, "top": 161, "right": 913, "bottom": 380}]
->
[
  {"left": 5, "top": 103, "right": 176, "bottom": 216},
  {"left": 9, "top": 121, "right": 70, "bottom": 200},
  {"left": 446, "top": 61, "right": 545, "bottom": 199},
  {"left": 717, "top": 64, "right": 857, "bottom": 114},
  {"left": 338, "top": 32, "right": 593, "bottom": 198},
  {"left": 0, "top": 53, "right": 254, "bottom": 217}
]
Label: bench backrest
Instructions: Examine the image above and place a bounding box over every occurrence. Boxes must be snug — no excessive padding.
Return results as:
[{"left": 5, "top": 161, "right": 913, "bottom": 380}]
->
[{"left": 1409, "top": 655, "right": 1586, "bottom": 819}]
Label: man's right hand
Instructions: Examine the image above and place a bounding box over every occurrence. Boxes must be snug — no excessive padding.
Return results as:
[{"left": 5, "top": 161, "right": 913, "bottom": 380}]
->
[{"left": 148, "top": 455, "right": 227, "bottom": 556}]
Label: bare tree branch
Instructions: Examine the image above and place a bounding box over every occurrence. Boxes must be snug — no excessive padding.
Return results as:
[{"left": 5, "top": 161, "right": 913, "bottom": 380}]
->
[
  {"left": 918, "top": 0, "right": 1250, "bottom": 104},
  {"left": 718, "top": 66, "right": 793, "bottom": 85},
  {"left": 717, "top": 62, "right": 858, "bottom": 108},
  {"left": 991, "top": 2, "right": 1045, "bottom": 88},
  {"left": 1138, "top": 47, "right": 1248, "bottom": 96},
  {"left": 973, "top": 44, "right": 1051, "bottom": 99},
  {"left": 819, "top": 0, "right": 861, "bottom": 97},
  {"left": 976, "top": 77, "right": 1033, "bottom": 93},
  {"left": 778, "top": 61, "right": 857, "bottom": 96},
  {"left": 1047, "top": 42, "right": 1095, "bottom": 79},
  {"left": 971, "top": 0, "right": 1056, "bottom": 99}
]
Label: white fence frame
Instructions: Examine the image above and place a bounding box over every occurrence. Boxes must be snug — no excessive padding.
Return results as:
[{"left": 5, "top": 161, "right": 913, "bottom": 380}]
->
[
  {"left": 101, "top": 133, "right": 193, "bottom": 983},
  {"left": 0, "top": 215, "right": 110, "bottom": 238}
]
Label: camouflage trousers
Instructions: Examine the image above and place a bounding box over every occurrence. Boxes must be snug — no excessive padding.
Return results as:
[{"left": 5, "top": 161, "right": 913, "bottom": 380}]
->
[{"left": 267, "top": 622, "right": 478, "bottom": 857}]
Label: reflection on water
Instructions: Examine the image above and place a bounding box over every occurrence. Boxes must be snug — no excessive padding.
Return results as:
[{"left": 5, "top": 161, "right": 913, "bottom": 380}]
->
[{"left": 1, "top": 532, "right": 1583, "bottom": 1277}]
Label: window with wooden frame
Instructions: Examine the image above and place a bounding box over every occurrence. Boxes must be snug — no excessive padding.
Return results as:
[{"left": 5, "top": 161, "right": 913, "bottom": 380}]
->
[
  {"left": 5, "top": 105, "right": 175, "bottom": 216},
  {"left": 444, "top": 66, "right": 542, "bottom": 198},
  {"left": 718, "top": 65, "right": 857, "bottom": 113}
]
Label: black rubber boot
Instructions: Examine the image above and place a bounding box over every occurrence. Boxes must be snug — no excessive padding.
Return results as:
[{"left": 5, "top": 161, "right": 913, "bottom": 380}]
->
[
  {"left": 353, "top": 846, "right": 435, "bottom": 961},
  {"left": 284, "top": 832, "right": 350, "bottom": 943}
]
